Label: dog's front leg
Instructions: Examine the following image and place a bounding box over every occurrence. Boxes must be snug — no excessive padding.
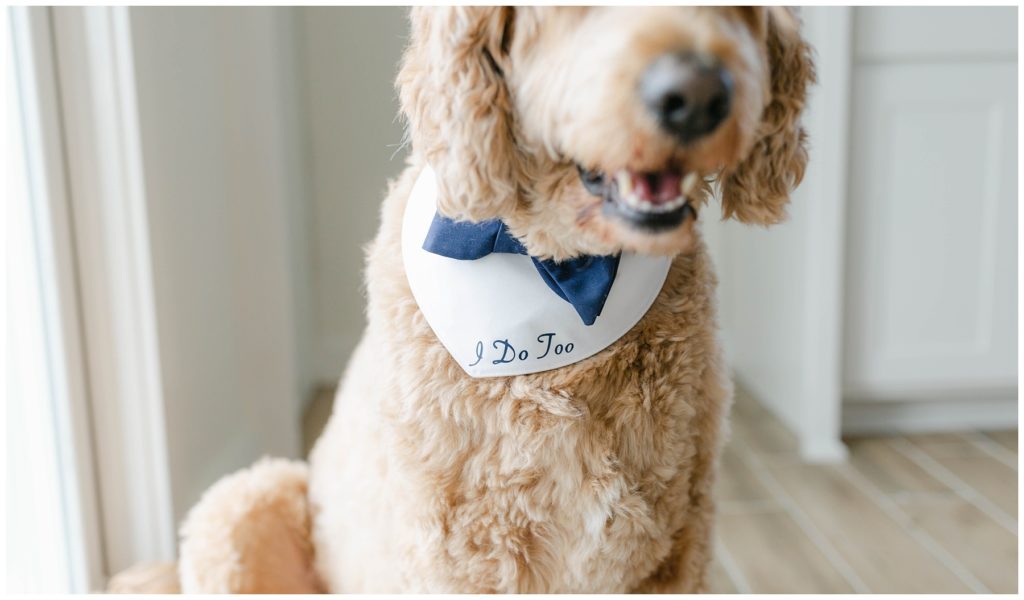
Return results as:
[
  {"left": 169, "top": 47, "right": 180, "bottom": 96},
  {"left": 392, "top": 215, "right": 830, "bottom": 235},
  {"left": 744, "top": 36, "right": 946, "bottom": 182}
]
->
[
  {"left": 634, "top": 363, "right": 731, "bottom": 593},
  {"left": 178, "top": 458, "right": 324, "bottom": 593},
  {"left": 636, "top": 461, "right": 718, "bottom": 593}
]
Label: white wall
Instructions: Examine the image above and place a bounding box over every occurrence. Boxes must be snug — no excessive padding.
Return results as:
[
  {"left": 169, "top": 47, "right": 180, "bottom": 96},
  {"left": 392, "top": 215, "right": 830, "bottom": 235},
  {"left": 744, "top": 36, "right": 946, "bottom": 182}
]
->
[
  {"left": 295, "top": 7, "right": 410, "bottom": 383},
  {"left": 129, "top": 7, "right": 308, "bottom": 524}
]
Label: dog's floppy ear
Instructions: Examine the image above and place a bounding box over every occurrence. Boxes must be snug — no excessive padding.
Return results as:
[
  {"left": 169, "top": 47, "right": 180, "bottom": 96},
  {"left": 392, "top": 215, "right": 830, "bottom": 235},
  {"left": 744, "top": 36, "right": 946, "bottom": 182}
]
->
[
  {"left": 719, "top": 7, "right": 815, "bottom": 225},
  {"left": 398, "top": 7, "right": 522, "bottom": 222}
]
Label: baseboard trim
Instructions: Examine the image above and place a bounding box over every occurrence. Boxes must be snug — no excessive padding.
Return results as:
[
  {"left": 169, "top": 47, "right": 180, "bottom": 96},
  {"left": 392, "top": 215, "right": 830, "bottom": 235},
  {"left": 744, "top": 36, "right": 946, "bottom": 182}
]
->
[
  {"left": 800, "top": 437, "right": 849, "bottom": 464},
  {"left": 842, "top": 396, "right": 1018, "bottom": 435}
]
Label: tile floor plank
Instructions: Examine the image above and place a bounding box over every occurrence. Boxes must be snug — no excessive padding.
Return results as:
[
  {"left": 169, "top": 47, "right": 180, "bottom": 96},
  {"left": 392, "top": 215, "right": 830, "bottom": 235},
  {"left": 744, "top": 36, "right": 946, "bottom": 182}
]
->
[
  {"left": 907, "top": 436, "right": 1018, "bottom": 520},
  {"left": 897, "top": 493, "right": 1018, "bottom": 593},
  {"left": 717, "top": 507, "right": 855, "bottom": 593},
  {"left": 728, "top": 407, "right": 799, "bottom": 457},
  {"left": 984, "top": 430, "right": 1018, "bottom": 453},
  {"left": 766, "top": 462, "right": 973, "bottom": 593},
  {"left": 707, "top": 556, "right": 738, "bottom": 594},
  {"left": 716, "top": 444, "right": 777, "bottom": 506},
  {"left": 847, "top": 437, "right": 948, "bottom": 495},
  {"left": 924, "top": 455, "right": 1017, "bottom": 521},
  {"left": 960, "top": 431, "right": 1017, "bottom": 471},
  {"left": 907, "top": 432, "right": 974, "bottom": 452}
]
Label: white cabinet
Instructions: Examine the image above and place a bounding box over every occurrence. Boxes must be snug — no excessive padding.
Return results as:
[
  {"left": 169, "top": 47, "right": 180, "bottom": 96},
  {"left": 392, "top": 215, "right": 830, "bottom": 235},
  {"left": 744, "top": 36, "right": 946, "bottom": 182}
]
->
[
  {"left": 852, "top": 7, "right": 1016, "bottom": 62},
  {"left": 718, "top": 8, "right": 1018, "bottom": 450},
  {"left": 843, "top": 8, "right": 1017, "bottom": 411}
]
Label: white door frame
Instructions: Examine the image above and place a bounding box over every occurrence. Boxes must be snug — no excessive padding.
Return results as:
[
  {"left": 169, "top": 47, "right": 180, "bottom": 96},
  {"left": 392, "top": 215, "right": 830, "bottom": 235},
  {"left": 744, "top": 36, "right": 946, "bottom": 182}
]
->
[
  {"left": 8, "top": 7, "right": 108, "bottom": 591},
  {"left": 48, "top": 5, "right": 177, "bottom": 572},
  {"left": 10, "top": 5, "right": 177, "bottom": 588}
]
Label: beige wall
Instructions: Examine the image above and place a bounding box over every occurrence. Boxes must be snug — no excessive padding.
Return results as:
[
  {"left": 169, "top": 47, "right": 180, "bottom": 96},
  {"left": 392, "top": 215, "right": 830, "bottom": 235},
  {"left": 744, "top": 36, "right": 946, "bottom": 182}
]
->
[
  {"left": 110, "top": 9, "right": 411, "bottom": 531},
  {"left": 128, "top": 6, "right": 307, "bottom": 533},
  {"left": 296, "top": 7, "right": 409, "bottom": 383}
]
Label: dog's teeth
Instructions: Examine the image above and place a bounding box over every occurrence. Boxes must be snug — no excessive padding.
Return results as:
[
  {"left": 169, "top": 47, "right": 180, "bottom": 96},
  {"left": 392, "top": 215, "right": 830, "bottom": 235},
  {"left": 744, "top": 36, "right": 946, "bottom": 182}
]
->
[
  {"left": 617, "top": 170, "right": 693, "bottom": 214},
  {"left": 654, "top": 196, "right": 687, "bottom": 213},
  {"left": 656, "top": 197, "right": 683, "bottom": 213},
  {"left": 616, "top": 171, "right": 633, "bottom": 196},
  {"left": 681, "top": 172, "right": 700, "bottom": 196}
]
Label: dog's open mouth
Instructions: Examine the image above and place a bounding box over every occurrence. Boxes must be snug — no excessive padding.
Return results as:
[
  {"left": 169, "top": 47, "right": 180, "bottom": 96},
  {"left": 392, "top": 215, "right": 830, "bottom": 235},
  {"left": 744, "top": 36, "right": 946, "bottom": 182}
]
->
[{"left": 578, "top": 165, "right": 698, "bottom": 232}]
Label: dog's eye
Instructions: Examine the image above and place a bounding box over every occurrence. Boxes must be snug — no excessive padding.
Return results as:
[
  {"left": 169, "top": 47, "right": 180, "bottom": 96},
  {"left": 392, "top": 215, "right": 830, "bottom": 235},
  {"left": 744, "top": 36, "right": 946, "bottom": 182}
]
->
[{"left": 577, "top": 166, "right": 606, "bottom": 196}]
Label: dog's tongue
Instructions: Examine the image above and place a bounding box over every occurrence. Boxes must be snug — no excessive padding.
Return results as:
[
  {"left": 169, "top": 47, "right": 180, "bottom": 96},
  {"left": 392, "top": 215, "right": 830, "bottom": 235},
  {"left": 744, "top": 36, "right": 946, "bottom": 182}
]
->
[{"left": 632, "top": 170, "right": 683, "bottom": 205}]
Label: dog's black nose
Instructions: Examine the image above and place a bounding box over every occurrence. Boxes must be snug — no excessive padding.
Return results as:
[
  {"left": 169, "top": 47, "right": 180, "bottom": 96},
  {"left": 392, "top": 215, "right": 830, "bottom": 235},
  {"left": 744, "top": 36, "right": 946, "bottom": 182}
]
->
[{"left": 640, "top": 52, "right": 733, "bottom": 144}]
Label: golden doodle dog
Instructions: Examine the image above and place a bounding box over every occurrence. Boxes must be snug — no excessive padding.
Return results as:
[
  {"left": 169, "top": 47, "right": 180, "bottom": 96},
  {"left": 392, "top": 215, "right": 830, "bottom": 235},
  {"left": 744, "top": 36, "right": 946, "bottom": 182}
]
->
[{"left": 135, "top": 6, "right": 814, "bottom": 594}]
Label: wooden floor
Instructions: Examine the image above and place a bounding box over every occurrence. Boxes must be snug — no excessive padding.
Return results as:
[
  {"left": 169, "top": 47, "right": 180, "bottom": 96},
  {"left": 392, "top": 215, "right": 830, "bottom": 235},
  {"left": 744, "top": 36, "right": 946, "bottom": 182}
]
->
[
  {"left": 303, "top": 387, "right": 1018, "bottom": 593},
  {"left": 710, "top": 389, "right": 1017, "bottom": 593}
]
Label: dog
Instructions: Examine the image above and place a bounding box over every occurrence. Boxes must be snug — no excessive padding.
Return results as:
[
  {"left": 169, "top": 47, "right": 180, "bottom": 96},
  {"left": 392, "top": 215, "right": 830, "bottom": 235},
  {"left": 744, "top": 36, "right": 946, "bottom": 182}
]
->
[{"left": 171, "top": 6, "right": 813, "bottom": 593}]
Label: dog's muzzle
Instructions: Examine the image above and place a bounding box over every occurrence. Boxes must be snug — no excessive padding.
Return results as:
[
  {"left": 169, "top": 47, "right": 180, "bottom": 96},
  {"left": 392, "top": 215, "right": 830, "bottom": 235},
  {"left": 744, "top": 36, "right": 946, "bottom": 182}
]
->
[{"left": 640, "top": 52, "right": 733, "bottom": 145}]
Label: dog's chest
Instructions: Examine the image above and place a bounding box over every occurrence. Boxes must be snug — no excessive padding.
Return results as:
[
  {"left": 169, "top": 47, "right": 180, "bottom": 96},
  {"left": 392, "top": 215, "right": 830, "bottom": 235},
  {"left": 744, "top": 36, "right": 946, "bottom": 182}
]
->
[{"left": 389, "top": 334, "right": 706, "bottom": 593}]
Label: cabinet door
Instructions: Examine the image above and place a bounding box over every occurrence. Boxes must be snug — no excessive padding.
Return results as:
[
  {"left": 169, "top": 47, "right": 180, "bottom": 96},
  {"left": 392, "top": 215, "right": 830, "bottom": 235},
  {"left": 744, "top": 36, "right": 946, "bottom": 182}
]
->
[
  {"left": 844, "top": 61, "right": 1017, "bottom": 398},
  {"left": 854, "top": 7, "right": 1016, "bottom": 62}
]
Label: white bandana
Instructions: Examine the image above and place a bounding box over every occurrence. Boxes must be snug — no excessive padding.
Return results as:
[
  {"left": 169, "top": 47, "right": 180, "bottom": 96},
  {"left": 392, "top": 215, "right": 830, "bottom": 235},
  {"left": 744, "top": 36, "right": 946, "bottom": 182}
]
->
[{"left": 401, "top": 167, "right": 671, "bottom": 378}]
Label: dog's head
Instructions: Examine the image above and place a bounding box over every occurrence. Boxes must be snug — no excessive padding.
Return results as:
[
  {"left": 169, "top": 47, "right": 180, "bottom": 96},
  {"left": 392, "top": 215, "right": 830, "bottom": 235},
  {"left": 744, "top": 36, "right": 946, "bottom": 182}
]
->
[{"left": 398, "top": 7, "right": 814, "bottom": 259}]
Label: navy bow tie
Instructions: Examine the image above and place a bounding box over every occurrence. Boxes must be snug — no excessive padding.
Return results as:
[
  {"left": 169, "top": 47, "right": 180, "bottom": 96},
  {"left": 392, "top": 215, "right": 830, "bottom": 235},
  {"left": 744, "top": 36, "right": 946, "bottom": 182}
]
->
[{"left": 422, "top": 213, "right": 620, "bottom": 326}]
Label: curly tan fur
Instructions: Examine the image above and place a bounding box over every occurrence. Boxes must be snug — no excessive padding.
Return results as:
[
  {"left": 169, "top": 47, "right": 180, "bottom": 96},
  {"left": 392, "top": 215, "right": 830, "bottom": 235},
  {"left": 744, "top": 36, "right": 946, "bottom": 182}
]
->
[
  {"left": 398, "top": 7, "right": 525, "bottom": 222},
  {"left": 167, "top": 7, "right": 813, "bottom": 594},
  {"left": 719, "top": 7, "right": 816, "bottom": 225},
  {"left": 178, "top": 459, "right": 323, "bottom": 593}
]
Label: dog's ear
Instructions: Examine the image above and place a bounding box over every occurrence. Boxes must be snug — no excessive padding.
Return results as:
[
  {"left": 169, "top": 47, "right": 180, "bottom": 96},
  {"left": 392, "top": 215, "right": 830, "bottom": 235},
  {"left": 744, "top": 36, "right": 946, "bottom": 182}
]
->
[
  {"left": 397, "top": 7, "right": 522, "bottom": 222},
  {"left": 719, "top": 7, "right": 815, "bottom": 225}
]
